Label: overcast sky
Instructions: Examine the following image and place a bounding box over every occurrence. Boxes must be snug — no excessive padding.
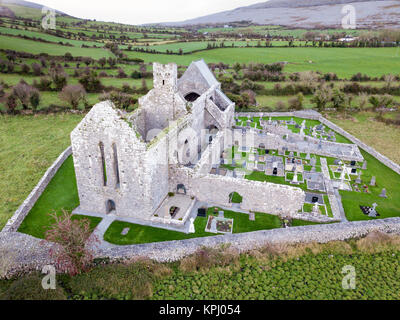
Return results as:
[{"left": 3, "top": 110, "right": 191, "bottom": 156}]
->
[{"left": 36, "top": 0, "right": 265, "bottom": 25}]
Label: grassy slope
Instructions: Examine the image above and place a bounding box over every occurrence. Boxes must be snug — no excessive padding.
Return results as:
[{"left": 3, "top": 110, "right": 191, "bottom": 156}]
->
[{"left": 0, "top": 114, "right": 83, "bottom": 229}]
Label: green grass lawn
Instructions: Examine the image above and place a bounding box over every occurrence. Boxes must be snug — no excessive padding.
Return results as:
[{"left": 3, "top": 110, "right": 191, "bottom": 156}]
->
[
  {"left": 104, "top": 207, "right": 282, "bottom": 245},
  {"left": 0, "top": 114, "right": 84, "bottom": 230},
  {"left": 18, "top": 156, "right": 101, "bottom": 238},
  {"left": 341, "top": 149, "right": 400, "bottom": 221}
]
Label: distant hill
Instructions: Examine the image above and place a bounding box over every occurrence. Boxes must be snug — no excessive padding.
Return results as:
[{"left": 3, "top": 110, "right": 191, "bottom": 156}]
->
[
  {"left": 0, "top": 0, "right": 70, "bottom": 18},
  {"left": 162, "top": 0, "right": 400, "bottom": 29}
]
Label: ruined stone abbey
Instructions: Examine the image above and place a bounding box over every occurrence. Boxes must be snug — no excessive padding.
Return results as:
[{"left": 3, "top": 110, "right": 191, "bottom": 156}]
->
[{"left": 70, "top": 60, "right": 362, "bottom": 231}]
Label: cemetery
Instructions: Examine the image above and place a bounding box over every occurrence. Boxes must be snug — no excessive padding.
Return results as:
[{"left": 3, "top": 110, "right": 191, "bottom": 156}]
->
[{"left": 5, "top": 63, "right": 400, "bottom": 249}]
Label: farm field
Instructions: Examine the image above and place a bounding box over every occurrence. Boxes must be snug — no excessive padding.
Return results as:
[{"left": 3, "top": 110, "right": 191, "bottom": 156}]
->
[
  {"left": 125, "top": 47, "right": 400, "bottom": 78},
  {"left": 0, "top": 35, "right": 114, "bottom": 59}
]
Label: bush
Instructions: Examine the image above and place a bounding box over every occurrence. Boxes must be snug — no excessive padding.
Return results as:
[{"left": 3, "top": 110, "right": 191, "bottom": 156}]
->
[
  {"left": 116, "top": 68, "right": 127, "bottom": 78},
  {"left": 45, "top": 210, "right": 98, "bottom": 276},
  {"left": 180, "top": 246, "right": 238, "bottom": 273},
  {"left": 29, "top": 88, "right": 40, "bottom": 110},
  {"left": 79, "top": 71, "right": 103, "bottom": 93},
  {"left": 288, "top": 93, "right": 304, "bottom": 110},
  {"left": 33, "top": 77, "right": 52, "bottom": 91},
  {"left": 1, "top": 274, "right": 66, "bottom": 300},
  {"left": 31, "top": 62, "right": 42, "bottom": 76},
  {"left": 66, "top": 259, "right": 170, "bottom": 300},
  {"left": 59, "top": 84, "right": 87, "bottom": 109},
  {"left": 12, "top": 81, "right": 32, "bottom": 110},
  {"left": 100, "top": 91, "right": 136, "bottom": 110},
  {"left": 275, "top": 100, "right": 287, "bottom": 111},
  {"left": 5, "top": 93, "right": 17, "bottom": 113},
  {"left": 49, "top": 66, "right": 68, "bottom": 91},
  {"left": 20, "top": 63, "right": 30, "bottom": 74}
]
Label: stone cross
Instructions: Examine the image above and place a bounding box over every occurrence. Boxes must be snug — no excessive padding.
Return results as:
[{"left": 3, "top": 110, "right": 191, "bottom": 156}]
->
[{"left": 368, "top": 203, "right": 378, "bottom": 218}]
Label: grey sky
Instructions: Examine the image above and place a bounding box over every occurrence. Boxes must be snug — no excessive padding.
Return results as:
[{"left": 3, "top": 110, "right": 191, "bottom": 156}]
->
[{"left": 37, "top": 0, "right": 265, "bottom": 25}]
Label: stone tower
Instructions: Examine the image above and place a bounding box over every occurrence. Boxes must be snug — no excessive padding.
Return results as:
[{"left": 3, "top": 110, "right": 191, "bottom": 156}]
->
[
  {"left": 138, "top": 63, "right": 186, "bottom": 140},
  {"left": 153, "top": 62, "right": 178, "bottom": 91}
]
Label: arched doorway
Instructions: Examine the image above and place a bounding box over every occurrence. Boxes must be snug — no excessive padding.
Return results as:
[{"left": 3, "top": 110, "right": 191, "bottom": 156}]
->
[{"left": 106, "top": 200, "right": 116, "bottom": 214}]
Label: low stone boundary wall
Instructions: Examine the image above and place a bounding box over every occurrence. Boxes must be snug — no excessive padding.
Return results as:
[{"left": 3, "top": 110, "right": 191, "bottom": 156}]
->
[
  {"left": 2, "top": 147, "right": 72, "bottom": 233},
  {"left": 94, "top": 217, "right": 400, "bottom": 262},
  {"left": 3, "top": 218, "right": 400, "bottom": 276},
  {"left": 236, "top": 110, "right": 400, "bottom": 174}
]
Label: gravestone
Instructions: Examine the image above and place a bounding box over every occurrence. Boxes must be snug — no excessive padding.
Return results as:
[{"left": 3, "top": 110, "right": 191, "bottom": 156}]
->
[
  {"left": 292, "top": 173, "right": 298, "bottom": 184},
  {"left": 310, "top": 157, "right": 317, "bottom": 167},
  {"left": 218, "top": 211, "right": 225, "bottom": 218},
  {"left": 306, "top": 153, "right": 311, "bottom": 160},
  {"left": 355, "top": 172, "right": 362, "bottom": 184},
  {"left": 189, "top": 218, "right": 196, "bottom": 234},
  {"left": 334, "top": 159, "right": 341, "bottom": 165},
  {"left": 379, "top": 188, "right": 387, "bottom": 198},
  {"left": 370, "top": 176, "right": 376, "bottom": 187},
  {"left": 362, "top": 161, "right": 367, "bottom": 170}
]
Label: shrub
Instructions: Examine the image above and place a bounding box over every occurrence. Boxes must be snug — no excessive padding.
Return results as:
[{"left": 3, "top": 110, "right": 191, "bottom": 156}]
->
[
  {"left": 117, "top": 68, "right": 127, "bottom": 78},
  {"left": 275, "top": 100, "right": 287, "bottom": 111},
  {"left": 288, "top": 92, "right": 304, "bottom": 110},
  {"left": 34, "top": 77, "right": 52, "bottom": 91},
  {"left": 66, "top": 259, "right": 170, "bottom": 300},
  {"left": 100, "top": 91, "right": 136, "bottom": 110},
  {"left": 1, "top": 274, "right": 66, "bottom": 300},
  {"left": 12, "top": 81, "right": 32, "bottom": 109},
  {"left": 45, "top": 210, "right": 98, "bottom": 276},
  {"left": 29, "top": 88, "right": 40, "bottom": 110},
  {"left": 0, "top": 85, "right": 4, "bottom": 98},
  {"left": 79, "top": 71, "right": 103, "bottom": 93},
  {"left": 49, "top": 66, "right": 68, "bottom": 91},
  {"left": 59, "top": 84, "right": 87, "bottom": 109},
  {"left": 5, "top": 93, "right": 17, "bottom": 113},
  {"left": 20, "top": 63, "right": 30, "bottom": 74},
  {"left": 31, "top": 62, "right": 42, "bottom": 76},
  {"left": 311, "top": 85, "right": 332, "bottom": 111},
  {"left": 179, "top": 246, "right": 239, "bottom": 273},
  {"left": 99, "top": 71, "right": 108, "bottom": 77}
]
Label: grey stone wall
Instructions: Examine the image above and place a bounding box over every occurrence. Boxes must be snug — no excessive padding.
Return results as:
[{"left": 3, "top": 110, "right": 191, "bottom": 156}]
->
[
  {"left": 90, "top": 217, "right": 400, "bottom": 262},
  {"left": 2, "top": 147, "right": 72, "bottom": 233},
  {"left": 169, "top": 166, "right": 305, "bottom": 217}
]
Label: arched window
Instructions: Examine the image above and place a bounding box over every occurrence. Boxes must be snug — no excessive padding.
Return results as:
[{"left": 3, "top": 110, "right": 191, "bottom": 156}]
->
[
  {"left": 99, "top": 142, "right": 107, "bottom": 186},
  {"left": 112, "top": 143, "right": 120, "bottom": 188}
]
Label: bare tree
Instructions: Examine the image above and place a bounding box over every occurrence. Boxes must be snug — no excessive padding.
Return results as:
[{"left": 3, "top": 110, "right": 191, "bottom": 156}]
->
[{"left": 59, "top": 84, "right": 87, "bottom": 109}]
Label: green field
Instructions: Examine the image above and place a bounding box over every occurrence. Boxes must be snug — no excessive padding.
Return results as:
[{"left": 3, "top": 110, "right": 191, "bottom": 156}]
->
[
  {"left": 125, "top": 47, "right": 400, "bottom": 78},
  {"left": 0, "top": 35, "right": 114, "bottom": 59}
]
